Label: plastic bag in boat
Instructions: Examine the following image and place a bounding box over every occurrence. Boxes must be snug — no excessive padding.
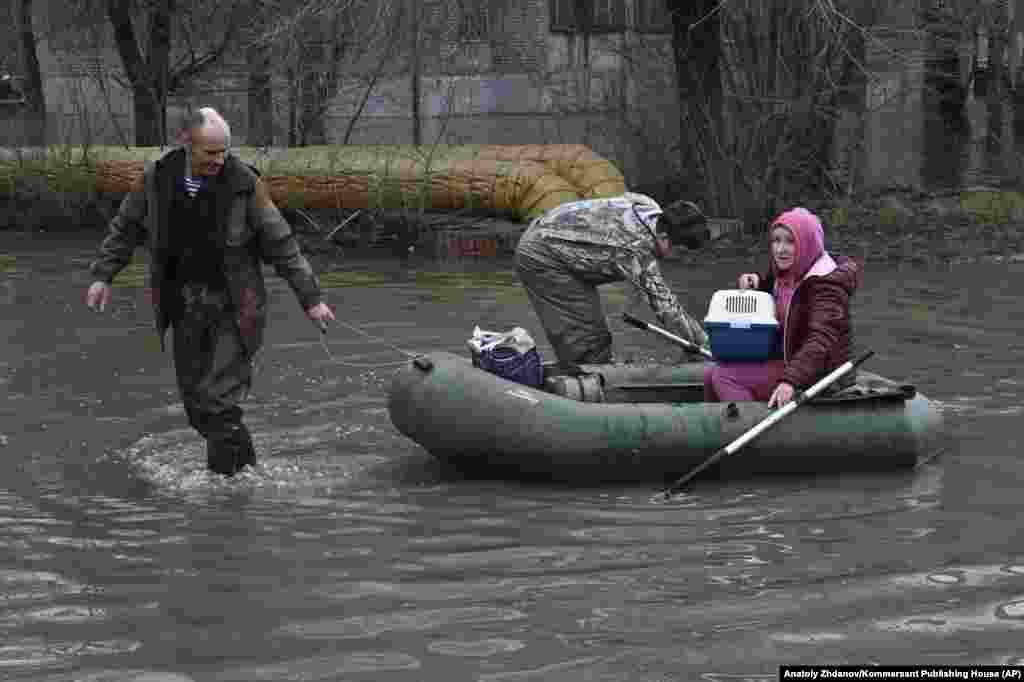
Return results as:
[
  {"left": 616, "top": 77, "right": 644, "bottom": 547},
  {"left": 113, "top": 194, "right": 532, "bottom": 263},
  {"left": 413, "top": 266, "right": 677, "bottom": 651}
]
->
[{"left": 467, "top": 326, "right": 543, "bottom": 388}]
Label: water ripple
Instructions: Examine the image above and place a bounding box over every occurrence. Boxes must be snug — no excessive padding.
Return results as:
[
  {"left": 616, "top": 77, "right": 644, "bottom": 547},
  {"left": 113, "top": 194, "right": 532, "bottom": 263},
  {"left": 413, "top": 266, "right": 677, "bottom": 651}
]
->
[
  {"left": 117, "top": 430, "right": 390, "bottom": 495},
  {"left": 0, "top": 604, "right": 109, "bottom": 625},
  {"left": 5, "top": 249, "right": 1024, "bottom": 679},
  {"left": 275, "top": 606, "right": 527, "bottom": 639},
  {"left": 73, "top": 672, "right": 196, "bottom": 682},
  {"left": 0, "top": 638, "right": 141, "bottom": 670},
  {"left": 875, "top": 595, "right": 1024, "bottom": 633},
  {"left": 214, "top": 651, "right": 421, "bottom": 680},
  {"left": 0, "top": 570, "right": 90, "bottom": 605},
  {"left": 476, "top": 656, "right": 606, "bottom": 681},
  {"left": 427, "top": 638, "right": 526, "bottom": 657}
]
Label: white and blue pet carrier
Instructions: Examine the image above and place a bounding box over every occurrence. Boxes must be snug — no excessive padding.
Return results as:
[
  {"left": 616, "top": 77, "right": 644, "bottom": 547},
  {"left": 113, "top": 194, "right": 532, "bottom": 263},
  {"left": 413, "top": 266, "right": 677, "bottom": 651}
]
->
[{"left": 703, "top": 289, "right": 781, "bottom": 361}]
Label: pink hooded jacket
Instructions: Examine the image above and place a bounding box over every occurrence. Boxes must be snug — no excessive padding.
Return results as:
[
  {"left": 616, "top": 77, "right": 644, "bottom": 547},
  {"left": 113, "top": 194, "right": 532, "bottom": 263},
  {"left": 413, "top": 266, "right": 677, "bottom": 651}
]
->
[{"left": 764, "top": 207, "right": 860, "bottom": 389}]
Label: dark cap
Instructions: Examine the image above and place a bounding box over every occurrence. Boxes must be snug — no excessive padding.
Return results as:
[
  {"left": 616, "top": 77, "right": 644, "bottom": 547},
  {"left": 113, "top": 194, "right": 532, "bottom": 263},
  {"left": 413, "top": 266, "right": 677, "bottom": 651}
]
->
[{"left": 660, "top": 199, "right": 710, "bottom": 249}]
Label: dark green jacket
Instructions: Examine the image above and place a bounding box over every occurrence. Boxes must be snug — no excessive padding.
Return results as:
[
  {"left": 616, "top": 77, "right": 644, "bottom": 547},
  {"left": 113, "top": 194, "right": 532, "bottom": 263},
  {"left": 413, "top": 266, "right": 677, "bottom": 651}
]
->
[{"left": 90, "top": 147, "right": 322, "bottom": 354}]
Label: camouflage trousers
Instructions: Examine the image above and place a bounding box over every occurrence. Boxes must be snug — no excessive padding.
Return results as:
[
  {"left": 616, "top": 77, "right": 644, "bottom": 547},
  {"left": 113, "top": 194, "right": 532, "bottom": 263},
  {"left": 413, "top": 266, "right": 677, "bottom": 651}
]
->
[
  {"left": 515, "top": 231, "right": 614, "bottom": 367},
  {"left": 170, "top": 283, "right": 256, "bottom": 474}
]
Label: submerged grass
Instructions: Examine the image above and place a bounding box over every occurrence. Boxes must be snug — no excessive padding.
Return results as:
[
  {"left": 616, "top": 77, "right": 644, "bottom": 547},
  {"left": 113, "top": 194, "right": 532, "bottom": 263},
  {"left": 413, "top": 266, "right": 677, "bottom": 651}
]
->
[
  {"left": 317, "top": 267, "right": 522, "bottom": 295},
  {"left": 319, "top": 271, "right": 395, "bottom": 288},
  {"left": 413, "top": 269, "right": 523, "bottom": 304},
  {"left": 102, "top": 253, "right": 527, "bottom": 306},
  {"left": 413, "top": 270, "right": 519, "bottom": 288},
  {"left": 0, "top": 254, "right": 16, "bottom": 272},
  {"left": 115, "top": 254, "right": 149, "bottom": 288}
]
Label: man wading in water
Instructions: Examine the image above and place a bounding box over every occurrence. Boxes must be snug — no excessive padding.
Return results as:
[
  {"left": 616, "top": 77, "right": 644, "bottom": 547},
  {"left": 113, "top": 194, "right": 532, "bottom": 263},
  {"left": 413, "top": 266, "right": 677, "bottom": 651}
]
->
[{"left": 85, "top": 107, "right": 335, "bottom": 475}]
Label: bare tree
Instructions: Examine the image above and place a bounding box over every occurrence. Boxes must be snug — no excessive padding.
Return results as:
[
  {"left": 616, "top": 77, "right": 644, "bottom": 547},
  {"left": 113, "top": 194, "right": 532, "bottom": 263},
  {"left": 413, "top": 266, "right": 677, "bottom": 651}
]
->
[
  {"left": 17, "top": 0, "right": 46, "bottom": 145},
  {"left": 1, "top": 3, "right": 18, "bottom": 75},
  {"left": 720, "top": 1, "right": 882, "bottom": 219},
  {"left": 667, "top": 0, "right": 725, "bottom": 212},
  {"left": 409, "top": 0, "right": 421, "bottom": 146},
  {"left": 653, "top": 1, "right": 893, "bottom": 222},
  {"left": 250, "top": 0, "right": 402, "bottom": 146},
  {"left": 103, "top": 0, "right": 246, "bottom": 145},
  {"left": 246, "top": 5, "right": 274, "bottom": 146},
  {"left": 343, "top": 0, "right": 405, "bottom": 145}
]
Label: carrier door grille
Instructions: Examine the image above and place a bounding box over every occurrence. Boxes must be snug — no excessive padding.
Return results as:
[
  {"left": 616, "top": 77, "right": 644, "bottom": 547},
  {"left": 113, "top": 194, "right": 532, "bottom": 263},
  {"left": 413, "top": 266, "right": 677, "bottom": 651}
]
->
[{"left": 725, "top": 295, "right": 757, "bottom": 315}]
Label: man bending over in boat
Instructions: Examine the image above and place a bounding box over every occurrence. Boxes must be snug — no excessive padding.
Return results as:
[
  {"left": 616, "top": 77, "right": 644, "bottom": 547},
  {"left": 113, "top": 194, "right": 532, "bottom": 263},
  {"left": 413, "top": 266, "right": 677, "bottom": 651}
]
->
[
  {"left": 515, "top": 193, "right": 710, "bottom": 369},
  {"left": 704, "top": 207, "right": 861, "bottom": 408}
]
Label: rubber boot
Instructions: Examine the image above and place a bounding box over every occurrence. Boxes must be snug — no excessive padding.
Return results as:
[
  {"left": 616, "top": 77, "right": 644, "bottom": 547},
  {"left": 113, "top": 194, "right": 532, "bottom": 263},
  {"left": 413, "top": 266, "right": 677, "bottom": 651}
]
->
[
  {"left": 206, "top": 424, "right": 256, "bottom": 476},
  {"left": 234, "top": 425, "right": 256, "bottom": 471}
]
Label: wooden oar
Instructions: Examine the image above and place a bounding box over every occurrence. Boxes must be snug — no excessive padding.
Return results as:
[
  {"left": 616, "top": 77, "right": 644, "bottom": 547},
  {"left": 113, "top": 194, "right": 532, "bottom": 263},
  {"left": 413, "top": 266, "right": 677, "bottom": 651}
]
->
[
  {"left": 662, "top": 349, "right": 875, "bottom": 497},
  {"left": 621, "top": 313, "right": 714, "bottom": 359}
]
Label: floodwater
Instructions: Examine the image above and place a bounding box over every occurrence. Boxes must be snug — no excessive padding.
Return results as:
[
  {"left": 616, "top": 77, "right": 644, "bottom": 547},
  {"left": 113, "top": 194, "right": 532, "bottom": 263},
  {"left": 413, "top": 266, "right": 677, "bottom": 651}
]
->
[{"left": 1, "top": 234, "right": 1022, "bottom": 681}]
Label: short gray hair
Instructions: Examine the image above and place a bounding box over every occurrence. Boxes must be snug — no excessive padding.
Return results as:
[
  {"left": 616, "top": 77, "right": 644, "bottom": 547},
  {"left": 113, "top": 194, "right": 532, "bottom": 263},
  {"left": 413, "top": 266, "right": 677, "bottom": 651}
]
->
[{"left": 182, "top": 106, "right": 231, "bottom": 145}]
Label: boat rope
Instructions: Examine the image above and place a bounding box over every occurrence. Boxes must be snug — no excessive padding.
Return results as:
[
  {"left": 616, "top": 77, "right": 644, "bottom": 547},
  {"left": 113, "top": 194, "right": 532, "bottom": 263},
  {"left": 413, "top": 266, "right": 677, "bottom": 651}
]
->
[
  {"left": 317, "top": 318, "right": 420, "bottom": 369},
  {"left": 914, "top": 446, "right": 947, "bottom": 469}
]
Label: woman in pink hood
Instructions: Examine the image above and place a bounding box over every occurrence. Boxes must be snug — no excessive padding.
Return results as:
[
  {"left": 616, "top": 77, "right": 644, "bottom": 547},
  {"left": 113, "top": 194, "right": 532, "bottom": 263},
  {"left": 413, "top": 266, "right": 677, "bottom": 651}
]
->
[{"left": 704, "top": 207, "right": 861, "bottom": 407}]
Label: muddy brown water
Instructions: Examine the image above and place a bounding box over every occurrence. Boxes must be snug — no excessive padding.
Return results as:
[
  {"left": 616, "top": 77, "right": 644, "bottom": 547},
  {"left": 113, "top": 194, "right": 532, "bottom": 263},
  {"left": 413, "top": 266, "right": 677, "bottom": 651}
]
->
[{"left": 1, "top": 234, "right": 1022, "bottom": 681}]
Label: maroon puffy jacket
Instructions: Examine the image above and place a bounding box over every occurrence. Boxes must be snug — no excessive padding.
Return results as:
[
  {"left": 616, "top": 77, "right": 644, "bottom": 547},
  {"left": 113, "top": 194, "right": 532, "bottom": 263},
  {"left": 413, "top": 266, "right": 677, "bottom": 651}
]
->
[{"left": 760, "top": 255, "right": 861, "bottom": 389}]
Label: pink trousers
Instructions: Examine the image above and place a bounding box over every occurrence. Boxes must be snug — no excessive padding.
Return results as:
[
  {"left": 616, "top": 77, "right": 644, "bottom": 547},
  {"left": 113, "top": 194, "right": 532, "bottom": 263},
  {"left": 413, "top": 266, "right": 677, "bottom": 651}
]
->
[{"left": 703, "top": 359, "right": 786, "bottom": 402}]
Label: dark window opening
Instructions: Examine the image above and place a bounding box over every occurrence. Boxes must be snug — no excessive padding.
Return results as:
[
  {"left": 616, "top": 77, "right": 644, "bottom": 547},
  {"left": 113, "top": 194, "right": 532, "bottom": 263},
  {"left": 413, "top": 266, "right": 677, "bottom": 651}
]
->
[
  {"left": 458, "top": 1, "right": 491, "bottom": 41},
  {"left": 636, "top": 0, "right": 673, "bottom": 33},
  {"left": 550, "top": 0, "right": 627, "bottom": 34}
]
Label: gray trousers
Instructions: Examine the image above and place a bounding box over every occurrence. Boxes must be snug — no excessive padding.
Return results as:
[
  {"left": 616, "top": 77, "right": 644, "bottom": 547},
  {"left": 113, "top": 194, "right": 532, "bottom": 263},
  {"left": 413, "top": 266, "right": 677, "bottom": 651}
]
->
[
  {"left": 515, "top": 234, "right": 614, "bottom": 367},
  {"left": 170, "top": 284, "right": 253, "bottom": 441}
]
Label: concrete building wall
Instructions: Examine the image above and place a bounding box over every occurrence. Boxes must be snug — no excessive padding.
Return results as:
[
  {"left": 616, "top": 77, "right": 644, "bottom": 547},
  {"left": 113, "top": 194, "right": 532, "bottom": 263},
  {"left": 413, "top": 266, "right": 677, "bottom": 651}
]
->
[
  {"left": 14, "top": 0, "right": 1024, "bottom": 195},
  {"left": 862, "top": 24, "right": 931, "bottom": 190},
  {"left": 1, "top": 0, "right": 682, "bottom": 191},
  {"left": 841, "top": 0, "right": 1024, "bottom": 191}
]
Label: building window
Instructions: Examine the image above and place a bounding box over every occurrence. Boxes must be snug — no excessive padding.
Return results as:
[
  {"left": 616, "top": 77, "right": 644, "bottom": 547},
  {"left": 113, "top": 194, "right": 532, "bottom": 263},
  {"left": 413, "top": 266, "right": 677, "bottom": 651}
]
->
[
  {"left": 458, "top": 1, "right": 490, "bottom": 42},
  {"left": 636, "top": 0, "right": 673, "bottom": 33},
  {"left": 550, "top": 0, "right": 627, "bottom": 34},
  {"left": 550, "top": 0, "right": 574, "bottom": 31},
  {"left": 593, "top": 0, "right": 626, "bottom": 30}
]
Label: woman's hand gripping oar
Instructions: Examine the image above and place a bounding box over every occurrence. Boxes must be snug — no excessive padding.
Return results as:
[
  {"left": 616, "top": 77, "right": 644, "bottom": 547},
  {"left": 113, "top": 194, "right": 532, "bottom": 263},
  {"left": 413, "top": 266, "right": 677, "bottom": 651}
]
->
[
  {"left": 622, "top": 315, "right": 875, "bottom": 498},
  {"left": 621, "top": 313, "right": 714, "bottom": 360},
  {"left": 662, "top": 349, "right": 875, "bottom": 498}
]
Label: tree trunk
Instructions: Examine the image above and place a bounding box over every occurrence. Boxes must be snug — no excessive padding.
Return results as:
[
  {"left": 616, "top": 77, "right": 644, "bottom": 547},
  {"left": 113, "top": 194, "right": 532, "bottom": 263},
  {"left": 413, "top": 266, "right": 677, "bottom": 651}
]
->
[
  {"left": 247, "top": 40, "right": 274, "bottom": 146},
  {"left": 17, "top": 0, "right": 46, "bottom": 146},
  {"left": 668, "top": 0, "right": 724, "bottom": 212},
  {"left": 343, "top": 4, "right": 405, "bottom": 145},
  {"left": 298, "top": 47, "right": 326, "bottom": 145},
  {"left": 838, "top": 9, "right": 871, "bottom": 195},
  {"left": 986, "top": 23, "right": 1006, "bottom": 159},
  {"left": 287, "top": 65, "right": 298, "bottom": 146},
  {"left": 148, "top": 0, "right": 173, "bottom": 144},
  {"left": 921, "top": 4, "right": 967, "bottom": 191},
  {"left": 106, "top": 0, "right": 235, "bottom": 146},
  {"left": 132, "top": 86, "right": 163, "bottom": 149},
  {"left": 106, "top": 0, "right": 169, "bottom": 145},
  {"left": 295, "top": 10, "right": 348, "bottom": 147},
  {"left": 410, "top": 0, "right": 421, "bottom": 146}
]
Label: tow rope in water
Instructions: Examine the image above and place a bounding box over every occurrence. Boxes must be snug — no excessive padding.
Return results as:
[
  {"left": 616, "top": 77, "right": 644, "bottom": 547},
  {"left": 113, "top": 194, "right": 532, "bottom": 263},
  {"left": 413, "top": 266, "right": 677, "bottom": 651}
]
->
[{"left": 317, "top": 319, "right": 419, "bottom": 369}]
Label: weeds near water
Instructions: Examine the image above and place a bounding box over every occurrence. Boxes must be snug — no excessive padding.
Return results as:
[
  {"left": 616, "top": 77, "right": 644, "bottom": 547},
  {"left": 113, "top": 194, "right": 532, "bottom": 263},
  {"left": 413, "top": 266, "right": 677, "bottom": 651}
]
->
[
  {"left": 413, "top": 270, "right": 518, "bottom": 288},
  {"left": 319, "top": 271, "right": 394, "bottom": 288},
  {"left": 116, "top": 260, "right": 148, "bottom": 288},
  {"left": 316, "top": 267, "right": 525, "bottom": 304},
  {"left": 410, "top": 269, "right": 523, "bottom": 304}
]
